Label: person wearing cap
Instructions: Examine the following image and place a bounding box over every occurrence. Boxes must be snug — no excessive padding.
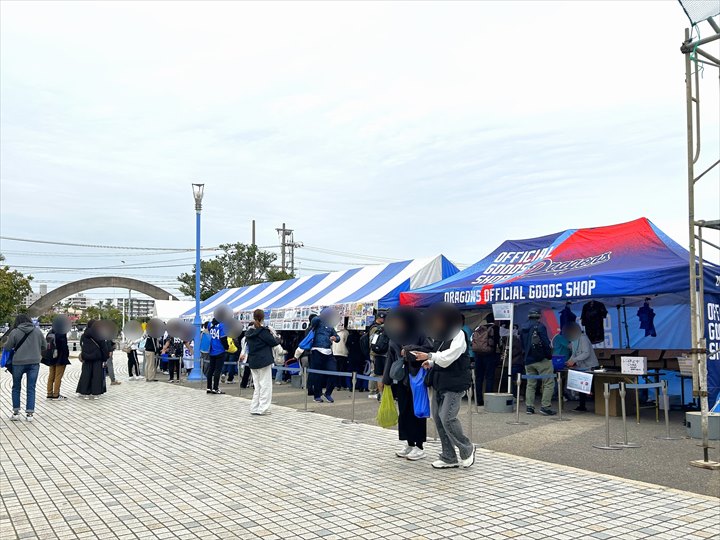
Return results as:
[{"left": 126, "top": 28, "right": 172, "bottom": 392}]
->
[{"left": 520, "top": 309, "right": 556, "bottom": 416}]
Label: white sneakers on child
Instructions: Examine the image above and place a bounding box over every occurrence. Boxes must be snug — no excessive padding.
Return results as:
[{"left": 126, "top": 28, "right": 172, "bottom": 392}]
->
[
  {"left": 395, "top": 445, "right": 426, "bottom": 460},
  {"left": 396, "top": 445, "right": 412, "bottom": 458}
]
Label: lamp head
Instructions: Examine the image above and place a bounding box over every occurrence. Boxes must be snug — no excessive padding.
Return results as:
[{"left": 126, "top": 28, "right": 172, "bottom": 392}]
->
[{"left": 192, "top": 183, "right": 205, "bottom": 211}]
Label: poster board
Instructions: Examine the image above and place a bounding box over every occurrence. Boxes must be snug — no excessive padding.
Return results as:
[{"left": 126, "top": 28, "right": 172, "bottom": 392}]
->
[
  {"left": 239, "top": 302, "right": 375, "bottom": 332},
  {"left": 567, "top": 370, "right": 594, "bottom": 395}
]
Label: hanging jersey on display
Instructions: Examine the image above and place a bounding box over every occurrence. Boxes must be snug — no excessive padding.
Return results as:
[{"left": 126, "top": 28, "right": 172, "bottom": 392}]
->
[{"left": 581, "top": 301, "right": 608, "bottom": 344}]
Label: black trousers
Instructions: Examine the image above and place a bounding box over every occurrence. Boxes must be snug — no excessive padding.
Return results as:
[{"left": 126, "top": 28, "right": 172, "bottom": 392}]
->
[
  {"left": 474, "top": 352, "right": 499, "bottom": 404},
  {"left": 395, "top": 382, "right": 426, "bottom": 448},
  {"left": 168, "top": 358, "right": 180, "bottom": 381},
  {"left": 206, "top": 353, "right": 225, "bottom": 390},
  {"left": 127, "top": 351, "right": 140, "bottom": 377},
  {"left": 241, "top": 365, "right": 252, "bottom": 388}
]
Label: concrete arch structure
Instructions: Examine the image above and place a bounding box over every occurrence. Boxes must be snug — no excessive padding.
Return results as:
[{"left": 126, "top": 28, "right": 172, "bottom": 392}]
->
[{"left": 26, "top": 276, "right": 178, "bottom": 318}]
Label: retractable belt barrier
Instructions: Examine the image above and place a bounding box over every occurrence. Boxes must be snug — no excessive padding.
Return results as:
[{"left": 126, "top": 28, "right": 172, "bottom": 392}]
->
[
  {"left": 507, "top": 372, "right": 558, "bottom": 426},
  {"left": 594, "top": 380, "right": 679, "bottom": 451},
  {"left": 594, "top": 383, "right": 622, "bottom": 450},
  {"left": 626, "top": 381, "right": 680, "bottom": 442}
]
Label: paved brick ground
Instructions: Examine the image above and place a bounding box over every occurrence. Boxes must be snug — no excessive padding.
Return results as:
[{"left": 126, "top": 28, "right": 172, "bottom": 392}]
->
[{"left": 1, "top": 358, "right": 719, "bottom": 540}]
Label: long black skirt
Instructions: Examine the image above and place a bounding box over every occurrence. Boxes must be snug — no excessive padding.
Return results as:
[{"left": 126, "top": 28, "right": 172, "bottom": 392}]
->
[
  {"left": 76, "top": 360, "right": 106, "bottom": 396},
  {"left": 394, "top": 382, "right": 427, "bottom": 445}
]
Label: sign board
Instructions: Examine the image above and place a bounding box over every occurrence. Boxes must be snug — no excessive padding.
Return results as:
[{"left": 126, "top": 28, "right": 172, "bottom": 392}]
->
[
  {"left": 567, "top": 370, "right": 594, "bottom": 395},
  {"left": 492, "top": 303, "right": 513, "bottom": 321},
  {"left": 621, "top": 356, "right": 647, "bottom": 375}
]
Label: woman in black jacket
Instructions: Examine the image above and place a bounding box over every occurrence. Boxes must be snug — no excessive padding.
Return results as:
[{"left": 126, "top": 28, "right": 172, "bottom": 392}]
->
[
  {"left": 76, "top": 320, "right": 109, "bottom": 399},
  {"left": 382, "top": 306, "right": 429, "bottom": 461},
  {"left": 245, "top": 309, "right": 278, "bottom": 416}
]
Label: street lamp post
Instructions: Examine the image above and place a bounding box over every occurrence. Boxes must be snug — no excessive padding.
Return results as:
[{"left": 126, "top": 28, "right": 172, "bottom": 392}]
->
[{"left": 190, "top": 183, "right": 205, "bottom": 381}]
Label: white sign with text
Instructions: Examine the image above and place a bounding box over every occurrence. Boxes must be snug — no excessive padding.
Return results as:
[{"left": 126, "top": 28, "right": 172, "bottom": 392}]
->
[{"left": 567, "top": 370, "right": 594, "bottom": 395}]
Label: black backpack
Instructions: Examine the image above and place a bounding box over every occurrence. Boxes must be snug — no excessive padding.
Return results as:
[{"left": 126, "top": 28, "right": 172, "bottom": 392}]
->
[
  {"left": 42, "top": 333, "right": 58, "bottom": 365},
  {"left": 370, "top": 327, "right": 390, "bottom": 355},
  {"left": 528, "top": 326, "right": 549, "bottom": 361},
  {"left": 359, "top": 332, "right": 370, "bottom": 358}
]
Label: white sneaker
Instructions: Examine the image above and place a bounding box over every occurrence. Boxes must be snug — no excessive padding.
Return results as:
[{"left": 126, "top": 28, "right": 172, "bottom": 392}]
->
[
  {"left": 395, "top": 445, "right": 412, "bottom": 458},
  {"left": 431, "top": 459, "right": 459, "bottom": 469},
  {"left": 368, "top": 393, "right": 378, "bottom": 399},
  {"left": 460, "top": 446, "right": 476, "bottom": 469},
  {"left": 10, "top": 412, "right": 21, "bottom": 421},
  {"left": 26, "top": 414, "right": 34, "bottom": 423},
  {"left": 406, "top": 448, "right": 426, "bottom": 461},
  {"left": 83, "top": 396, "right": 90, "bottom": 400}
]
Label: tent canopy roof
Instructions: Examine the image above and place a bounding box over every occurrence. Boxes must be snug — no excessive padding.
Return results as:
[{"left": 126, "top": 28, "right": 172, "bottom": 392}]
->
[
  {"left": 182, "top": 255, "right": 458, "bottom": 319},
  {"left": 401, "top": 218, "right": 720, "bottom": 308}
]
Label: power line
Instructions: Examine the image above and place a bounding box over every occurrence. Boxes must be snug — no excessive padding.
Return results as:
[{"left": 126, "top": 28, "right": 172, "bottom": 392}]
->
[
  {"left": 300, "top": 245, "right": 399, "bottom": 262},
  {"left": 0, "top": 236, "right": 220, "bottom": 252}
]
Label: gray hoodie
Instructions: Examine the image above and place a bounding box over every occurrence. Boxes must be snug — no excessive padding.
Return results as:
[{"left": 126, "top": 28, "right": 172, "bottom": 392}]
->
[{"left": 3, "top": 323, "right": 46, "bottom": 365}]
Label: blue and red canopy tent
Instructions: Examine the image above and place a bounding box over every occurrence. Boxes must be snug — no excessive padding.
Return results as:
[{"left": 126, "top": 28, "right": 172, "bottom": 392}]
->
[{"left": 400, "top": 218, "right": 720, "bottom": 403}]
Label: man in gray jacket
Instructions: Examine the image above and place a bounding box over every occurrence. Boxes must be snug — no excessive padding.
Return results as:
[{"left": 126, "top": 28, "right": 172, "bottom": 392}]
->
[
  {"left": 565, "top": 322, "right": 599, "bottom": 412},
  {"left": 3, "top": 314, "right": 46, "bottom": 421}
]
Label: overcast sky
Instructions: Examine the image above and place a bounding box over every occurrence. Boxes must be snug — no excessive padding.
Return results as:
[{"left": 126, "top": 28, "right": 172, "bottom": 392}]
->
[{"left": 1, "top": 0, "right": 718, "bottom": 302}]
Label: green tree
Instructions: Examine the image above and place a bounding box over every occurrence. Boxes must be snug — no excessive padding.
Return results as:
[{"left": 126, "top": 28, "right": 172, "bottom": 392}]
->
[
  {"left": 78, "top": 300, "right": 124, "bottom": 330},
  {"left": 0, "top": 254, "right": 33, "bottom": 324},
  {"left": 177, "top": 243, "right": 294, "bottom": 300}
]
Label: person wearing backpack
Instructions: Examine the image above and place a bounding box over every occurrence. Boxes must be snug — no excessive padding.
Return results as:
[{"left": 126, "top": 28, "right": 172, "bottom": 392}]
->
[
  {"left": 368, "top": 310, "right": 389, "bottom": 400},
  {"left": 520, "top": 309, "right": 556, "bottom": 416},
  {"left": 471, "top": 313, "right": 500, "bottom": 407},
  {"left": 3, "top": 314, "right": 46, "bottom": 422},
  {"left": 44, "top": 324, "right": 71, "bottom": 400}
]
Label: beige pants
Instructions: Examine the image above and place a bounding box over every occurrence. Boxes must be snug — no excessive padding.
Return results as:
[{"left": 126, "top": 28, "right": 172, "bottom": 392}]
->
[
  {"left": 144, "top": 351, "right": 157, "bottom": 381},
  {"left": 47, "top": 364, "right": 66, "bottom": 398}
]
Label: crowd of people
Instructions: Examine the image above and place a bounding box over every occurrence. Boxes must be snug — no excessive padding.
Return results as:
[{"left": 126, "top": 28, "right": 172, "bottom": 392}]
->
[{"left": 2, "top": 300, "right": 599, "bottom": 469}]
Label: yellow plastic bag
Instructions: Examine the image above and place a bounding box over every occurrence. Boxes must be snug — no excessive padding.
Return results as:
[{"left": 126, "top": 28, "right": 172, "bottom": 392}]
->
[
  {"left": 227, "top": 337, "right": 238, "bottom": 354},
  {"left": 376, "top": 386, "right": 398, "bottom": 428}
]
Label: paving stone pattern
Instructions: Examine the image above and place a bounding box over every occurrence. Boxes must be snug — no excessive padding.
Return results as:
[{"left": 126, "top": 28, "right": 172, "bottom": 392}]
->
[{"left": 1, "top": 359, "right": 719, "bottom": 540}]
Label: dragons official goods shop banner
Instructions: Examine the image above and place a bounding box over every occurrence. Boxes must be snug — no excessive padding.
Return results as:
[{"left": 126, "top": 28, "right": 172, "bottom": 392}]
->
[{"left": 401, "top": 218, "right": 719, "bottom": 307}]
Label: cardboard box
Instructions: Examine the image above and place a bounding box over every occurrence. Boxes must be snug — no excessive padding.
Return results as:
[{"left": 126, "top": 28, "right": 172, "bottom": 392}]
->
[{"left": 621, "top": 356, "right": 647, "bottom": 375}]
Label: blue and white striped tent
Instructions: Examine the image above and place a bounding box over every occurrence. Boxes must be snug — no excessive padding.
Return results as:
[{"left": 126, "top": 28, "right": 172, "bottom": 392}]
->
[{"left": 182, "top": 255, "right": 458, "bottom": 320}]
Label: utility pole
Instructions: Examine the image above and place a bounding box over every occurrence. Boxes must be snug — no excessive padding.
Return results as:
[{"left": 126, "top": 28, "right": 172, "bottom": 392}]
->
[
  {"left": 252, "top": 219, "right": 256, "bottom": 247},
  {"left": 275, "top": 223, "right": 303, "bottom": 275}
]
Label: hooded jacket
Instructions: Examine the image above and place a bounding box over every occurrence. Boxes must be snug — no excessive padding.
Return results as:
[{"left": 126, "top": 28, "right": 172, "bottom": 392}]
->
[
  {"left": 245, "top": 325, "right": 279, "bottom": 370},
  {"left": 3, "top": 322, "right": 46, "bottom": 365},
  {"left": 310, "top": 317, "right": 339, "bottom": 350}
]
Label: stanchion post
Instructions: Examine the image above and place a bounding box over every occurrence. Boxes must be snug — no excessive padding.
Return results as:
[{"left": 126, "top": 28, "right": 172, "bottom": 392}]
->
[
  {"left": 471, "top": 368, "right": 478, "bottom": 413},
  {"left": 298, "top": 366, "right": 313, "bottom": 413},
  {"left": 467, "top": 387, "right": 474, "bottom": 442},
  {"left": 342, "top": 373, "right": 358, "bottom": 425},
  {"left": 594, "top": 383, "right": 622, "bottom": 450},
  {"left": 507, "top": 373, "right": 528, "bottom": 426},
  {"left": 656, "top": 381, "right": 681, "bottom": 441},
  {"left": 552, "top": 372, "right": 571, "bottom": 422},
  {"left": 613, "top": 382, "right": 641, "bottom": 448},
  {"left": 238, "top": 359, "right": 242, "bottom": 397}
]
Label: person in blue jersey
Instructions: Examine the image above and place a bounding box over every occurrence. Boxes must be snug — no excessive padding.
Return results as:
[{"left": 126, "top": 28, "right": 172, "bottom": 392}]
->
[{"left": 206, "top": 318, "right": 229, "bottom": 395}]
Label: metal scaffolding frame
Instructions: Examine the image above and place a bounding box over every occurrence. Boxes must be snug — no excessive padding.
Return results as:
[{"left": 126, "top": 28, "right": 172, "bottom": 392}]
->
[{"left": 681, "top": 15, "right": 720, "bottom": 470}]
